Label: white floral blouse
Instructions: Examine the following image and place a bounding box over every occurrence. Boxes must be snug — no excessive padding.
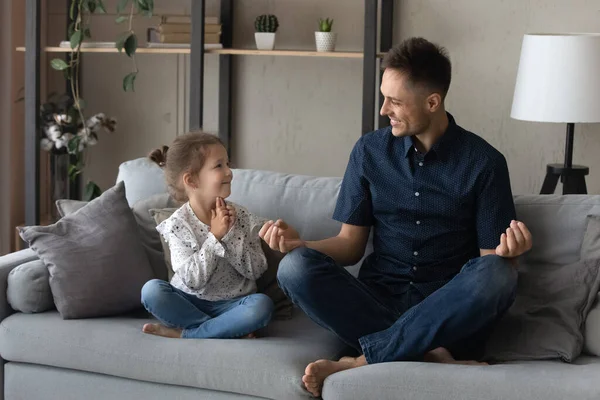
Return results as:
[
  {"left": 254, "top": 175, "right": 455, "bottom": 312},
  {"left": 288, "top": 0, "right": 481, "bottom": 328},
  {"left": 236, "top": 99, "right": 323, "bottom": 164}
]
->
[{"left": 156, "top": 201, "right": 268, "bottom": 301}]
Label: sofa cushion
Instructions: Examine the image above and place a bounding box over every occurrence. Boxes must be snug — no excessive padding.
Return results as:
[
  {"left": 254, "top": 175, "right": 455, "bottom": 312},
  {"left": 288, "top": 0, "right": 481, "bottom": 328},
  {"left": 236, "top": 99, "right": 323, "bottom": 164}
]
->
[
  {"left": 7, "top": 260, "right": 54, "bottom": 313},
  {"left": 0, "top": 310, "right": 345, "bottom": 400},
  {"left": 149, "top": 208, "right": 178, "bottom": 279},
  {"left": 581, "top": 214, "right": 600, "bottom": 356},
  {"left": 55, "top": 199, "right": 87, "bottom": 216},
  {"left": 322, "top": 356, "right": 600, "bottom": 400},
  {"left": 585, "top": 293, "right": 600, "bottom": 356},
  {"left": 6, "top": 363, "right": 264, "bottom": 400},
  {"left": 513, "top": 195, "right": 600, "bottom": 265},
  {"left": 18, "top": 182, "right": 155, "bottom": 319},
  {"left": 56, "top": 193, "right": 179, "bottom": 282},
  {"left": 226, "top": 169, "right": 370, "bottom": 275},
  {"left": 581, "top": 214, "right": 600, "bottom": 262},
  {"left": 484, "top": 258, "right": 600, "bottom": 362},
  {"left": 116, "top": 157, "right": 168, "bottom": 206}
]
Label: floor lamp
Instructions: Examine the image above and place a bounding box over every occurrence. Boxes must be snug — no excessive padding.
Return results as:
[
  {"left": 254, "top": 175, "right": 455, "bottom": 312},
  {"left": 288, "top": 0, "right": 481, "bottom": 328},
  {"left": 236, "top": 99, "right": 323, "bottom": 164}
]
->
[{"left": 511, "top": 33, "right": 600, "bottom": 194}]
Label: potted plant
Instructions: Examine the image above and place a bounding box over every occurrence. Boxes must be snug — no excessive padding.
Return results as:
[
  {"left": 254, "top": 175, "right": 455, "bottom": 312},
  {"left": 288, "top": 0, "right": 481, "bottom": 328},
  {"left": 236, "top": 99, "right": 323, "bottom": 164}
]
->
[
  {"left": 39, "top": 93, "right": 117, "bottom": 215},
  {"left": 254, "top": 14, "right": 279, "bottom": 50},
  {"left": 315, "top": 18, "right": 336, "bottom": 52}
]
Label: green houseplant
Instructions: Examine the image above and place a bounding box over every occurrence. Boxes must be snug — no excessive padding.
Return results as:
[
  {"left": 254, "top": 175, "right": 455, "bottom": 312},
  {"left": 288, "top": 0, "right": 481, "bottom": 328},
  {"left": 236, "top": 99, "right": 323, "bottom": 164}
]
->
[
  {"left": 254, "top": 14, "right": 279, "bottom": 50},
  {"left": 315, "top": 17, "right": 336, "bottom": 52},
  {"left": 47, "top": 0, "right": 154, "bottom": 201}
]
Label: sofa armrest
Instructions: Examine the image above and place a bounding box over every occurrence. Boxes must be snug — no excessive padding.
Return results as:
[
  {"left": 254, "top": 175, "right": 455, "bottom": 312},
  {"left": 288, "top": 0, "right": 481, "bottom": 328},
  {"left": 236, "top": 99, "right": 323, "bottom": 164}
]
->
[{"left": 0, "top": 249, "right": 38, "bottom": 322}]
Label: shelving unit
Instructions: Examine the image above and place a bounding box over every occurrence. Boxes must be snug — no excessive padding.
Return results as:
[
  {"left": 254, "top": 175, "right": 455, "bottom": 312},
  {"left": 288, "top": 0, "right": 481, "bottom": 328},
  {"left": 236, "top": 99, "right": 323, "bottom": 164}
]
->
[
  {"left": 22, "top": 0, "right": 394, "bottom": 226},
  {"left": 17, "top": 46, "right": 386, "bottom": 58}
]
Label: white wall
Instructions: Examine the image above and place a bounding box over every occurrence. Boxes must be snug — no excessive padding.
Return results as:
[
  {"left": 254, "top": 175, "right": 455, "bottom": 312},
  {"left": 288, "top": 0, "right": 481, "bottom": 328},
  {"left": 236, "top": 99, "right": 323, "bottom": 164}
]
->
[
  {"left": 52, "top": 0, "right": 600, "bottom": 195},
  {"left": 398, "top": 0, "right": 600, "bottom": 194}
]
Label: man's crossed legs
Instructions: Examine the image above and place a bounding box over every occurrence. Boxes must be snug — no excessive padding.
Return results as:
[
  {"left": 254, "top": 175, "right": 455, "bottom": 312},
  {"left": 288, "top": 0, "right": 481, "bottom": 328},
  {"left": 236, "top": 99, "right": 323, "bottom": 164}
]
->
[{"left": 277, "top": 248, "right": 518, "bottom": 396}]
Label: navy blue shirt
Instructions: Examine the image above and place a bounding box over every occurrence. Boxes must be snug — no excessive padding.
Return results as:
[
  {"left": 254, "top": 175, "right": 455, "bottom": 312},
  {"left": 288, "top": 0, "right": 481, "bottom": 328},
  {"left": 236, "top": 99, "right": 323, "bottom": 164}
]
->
[{"left": 332, "top": 113, "right": 516, "bottom": 301}]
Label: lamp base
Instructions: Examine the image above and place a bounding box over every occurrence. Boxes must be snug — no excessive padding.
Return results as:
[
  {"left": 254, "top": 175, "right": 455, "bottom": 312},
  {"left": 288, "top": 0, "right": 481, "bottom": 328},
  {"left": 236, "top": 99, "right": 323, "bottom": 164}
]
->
[{"left": 540, "top": 163, "right": 589, "bottom": 195}]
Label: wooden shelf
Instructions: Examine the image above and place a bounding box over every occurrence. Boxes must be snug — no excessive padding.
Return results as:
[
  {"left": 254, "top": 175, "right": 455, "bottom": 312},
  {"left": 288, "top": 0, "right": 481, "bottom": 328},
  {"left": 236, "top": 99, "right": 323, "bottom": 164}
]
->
[
  {"left": 16, "top": 46, "right": 385, "bottom": 58},
  {"left": 210, "top": 49, "right": 385, "bottom": 58}
]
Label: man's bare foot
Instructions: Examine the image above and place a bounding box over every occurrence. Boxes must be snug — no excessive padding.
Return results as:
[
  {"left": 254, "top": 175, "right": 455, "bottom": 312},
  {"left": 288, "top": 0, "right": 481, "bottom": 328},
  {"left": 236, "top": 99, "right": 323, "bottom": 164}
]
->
[
  {"left": 302, "top": 355, "right": 367, "bottom": 397},
  {"left": 424, "top": 347, "right": 488, "bottom": 366},
  {"left": 142, "top": 323, "right": 182, "bottom": 338}
]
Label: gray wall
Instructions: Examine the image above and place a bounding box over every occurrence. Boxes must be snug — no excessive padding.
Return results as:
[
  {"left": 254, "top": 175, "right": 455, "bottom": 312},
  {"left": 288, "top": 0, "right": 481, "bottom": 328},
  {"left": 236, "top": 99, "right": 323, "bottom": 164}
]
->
[{"left": 52, "top": 0, "right": 600, "bottom": 195}]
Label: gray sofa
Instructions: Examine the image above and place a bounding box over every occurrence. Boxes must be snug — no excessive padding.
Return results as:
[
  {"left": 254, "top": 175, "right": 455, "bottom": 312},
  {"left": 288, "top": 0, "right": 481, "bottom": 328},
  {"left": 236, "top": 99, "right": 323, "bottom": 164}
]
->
[{"left": 1, "top": 158, "right": 600, "bottom": 400}]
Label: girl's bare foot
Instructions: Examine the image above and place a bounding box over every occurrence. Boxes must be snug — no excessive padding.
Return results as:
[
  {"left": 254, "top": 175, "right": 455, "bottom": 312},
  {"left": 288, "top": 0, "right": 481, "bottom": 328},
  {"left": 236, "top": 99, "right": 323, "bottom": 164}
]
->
[
  {"left": 142, "top": 323, "right": 182, "bottom": 338},
  {"left": 424, "top": 347, "right": 488, "bottom": 366},
  {"left": 302, "top": 355, "right": 367, "bottom": 397}
]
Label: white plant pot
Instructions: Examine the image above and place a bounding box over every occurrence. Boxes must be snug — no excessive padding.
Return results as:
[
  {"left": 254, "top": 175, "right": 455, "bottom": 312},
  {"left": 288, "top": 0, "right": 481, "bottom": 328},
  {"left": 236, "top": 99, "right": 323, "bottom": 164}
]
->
[
  {"left": 255, "top": 32, "right": 276, "bottom": 50},
  {"left": 315, "top": 32, "right": 337, "bottom": 52}
]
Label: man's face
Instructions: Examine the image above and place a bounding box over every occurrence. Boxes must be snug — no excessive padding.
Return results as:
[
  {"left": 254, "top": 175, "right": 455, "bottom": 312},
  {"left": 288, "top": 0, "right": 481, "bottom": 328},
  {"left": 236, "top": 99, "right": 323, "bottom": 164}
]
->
[{"left": 379, "top": 69, "right": 432, "bottom": 138}]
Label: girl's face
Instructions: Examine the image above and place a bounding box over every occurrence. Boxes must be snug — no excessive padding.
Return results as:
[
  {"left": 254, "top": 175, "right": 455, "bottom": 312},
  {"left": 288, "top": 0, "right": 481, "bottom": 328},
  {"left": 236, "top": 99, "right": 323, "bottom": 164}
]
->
[{"left": 185, "top": 144, "right": 233, "bottom": 203}]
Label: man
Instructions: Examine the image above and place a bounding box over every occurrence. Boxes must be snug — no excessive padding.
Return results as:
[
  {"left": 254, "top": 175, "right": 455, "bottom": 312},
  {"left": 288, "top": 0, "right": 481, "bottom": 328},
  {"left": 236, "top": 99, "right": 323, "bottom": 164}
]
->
[{"left": 259, "top": 37, "right": 532, "bottom": 397}]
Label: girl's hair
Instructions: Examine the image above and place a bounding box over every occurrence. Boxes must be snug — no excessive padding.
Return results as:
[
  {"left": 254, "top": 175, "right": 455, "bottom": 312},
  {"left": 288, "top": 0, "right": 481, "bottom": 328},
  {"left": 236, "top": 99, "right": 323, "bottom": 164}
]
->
[{"left": 149, "top": 131, "right": 225, "bottom": 202}]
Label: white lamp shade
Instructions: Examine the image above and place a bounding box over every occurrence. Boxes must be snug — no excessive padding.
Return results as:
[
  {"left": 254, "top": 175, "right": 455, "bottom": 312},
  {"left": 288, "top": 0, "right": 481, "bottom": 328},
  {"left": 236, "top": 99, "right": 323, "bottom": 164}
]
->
[{"left": 511, "top": 33, "right": 600, "bottom": 123}]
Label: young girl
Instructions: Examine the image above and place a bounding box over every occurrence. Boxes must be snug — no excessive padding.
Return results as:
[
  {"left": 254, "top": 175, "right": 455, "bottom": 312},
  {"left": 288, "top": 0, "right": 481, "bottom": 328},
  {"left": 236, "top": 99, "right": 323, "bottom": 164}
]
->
[{"left": 141, "top": 132, "right": 274, "bottom": 339}]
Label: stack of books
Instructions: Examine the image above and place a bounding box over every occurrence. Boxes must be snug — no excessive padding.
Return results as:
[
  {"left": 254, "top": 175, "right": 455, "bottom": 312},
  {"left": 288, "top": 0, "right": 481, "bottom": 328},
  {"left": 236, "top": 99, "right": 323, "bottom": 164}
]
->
[{"left": 147, "top": 15, "right": 222, "bottom": 48}]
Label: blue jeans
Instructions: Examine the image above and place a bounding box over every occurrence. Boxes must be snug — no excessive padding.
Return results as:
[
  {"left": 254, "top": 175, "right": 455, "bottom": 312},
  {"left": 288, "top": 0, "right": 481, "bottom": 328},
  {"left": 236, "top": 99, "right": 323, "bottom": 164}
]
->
[
  {"left": 141, "top": 279, "right": 274, "bottom": 339},
  {"left": 277, "top": 248, "right": 517, "bottom": 364}
]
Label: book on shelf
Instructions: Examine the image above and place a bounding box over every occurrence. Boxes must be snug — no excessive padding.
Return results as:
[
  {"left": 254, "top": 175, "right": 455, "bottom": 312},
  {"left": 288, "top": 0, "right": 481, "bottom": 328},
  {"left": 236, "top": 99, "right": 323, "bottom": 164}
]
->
[
  {"left": 148, "top": 28, "right": 221, "bottom": 45},
  {"left": 161, "top": 15, "right": 219, "bottom": 25},
  {"left": 158, "top": 23, "right": 222, "bottom": 34},
  {"left": 159, "top": 33, "right": 220, "bottom": 44}
]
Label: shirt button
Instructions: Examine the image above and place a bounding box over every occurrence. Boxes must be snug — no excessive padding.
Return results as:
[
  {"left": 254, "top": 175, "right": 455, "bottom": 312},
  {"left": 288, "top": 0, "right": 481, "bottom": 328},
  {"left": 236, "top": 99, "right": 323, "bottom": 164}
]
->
[
  {"left": 413, "top": 251, "right": 419, "bottom": 256},
  {"left": 410, "top": 281, "right": 414, "bottom": 285},
  {"left": 415, "top": 192, "right": 420, "bottom": 197},
  {"left": 413, "top": 266, "right": 418, "bottom": 271},
  {"left": 416, "top": 220, "right": 421, "bottom": 225},
  {"left": 419, "top": 162, "right": 424, "bottom": 167}
]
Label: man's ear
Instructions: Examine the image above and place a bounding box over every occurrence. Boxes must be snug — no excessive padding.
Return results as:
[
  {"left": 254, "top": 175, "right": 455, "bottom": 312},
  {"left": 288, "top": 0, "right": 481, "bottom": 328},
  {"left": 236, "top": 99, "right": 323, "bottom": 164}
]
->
[{"left": 426, "top": 92, "right": 442, "bottom": 113}]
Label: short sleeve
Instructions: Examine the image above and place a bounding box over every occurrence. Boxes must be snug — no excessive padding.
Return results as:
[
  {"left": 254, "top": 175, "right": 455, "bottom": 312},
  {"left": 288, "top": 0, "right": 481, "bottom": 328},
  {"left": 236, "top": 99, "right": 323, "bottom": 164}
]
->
[
  {"left": 475, "top": 155, "right": 517, "bottom": 249},
  {"left": 332, "top": 139, "right": 373, "bottom": 226}
]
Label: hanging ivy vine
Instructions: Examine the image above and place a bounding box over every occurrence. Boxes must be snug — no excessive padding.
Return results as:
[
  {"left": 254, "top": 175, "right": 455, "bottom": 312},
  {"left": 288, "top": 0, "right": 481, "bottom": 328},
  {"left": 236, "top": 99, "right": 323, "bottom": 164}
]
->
[{"left": 47, "top": 0, "right": 154, "bottom": 200}]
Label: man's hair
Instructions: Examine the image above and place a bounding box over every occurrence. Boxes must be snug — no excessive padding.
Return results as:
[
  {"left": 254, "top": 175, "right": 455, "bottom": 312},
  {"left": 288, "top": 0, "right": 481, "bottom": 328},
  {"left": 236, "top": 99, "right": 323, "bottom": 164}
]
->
[{"left": 381, "top": 37, "right": 452, "bottom": 99}]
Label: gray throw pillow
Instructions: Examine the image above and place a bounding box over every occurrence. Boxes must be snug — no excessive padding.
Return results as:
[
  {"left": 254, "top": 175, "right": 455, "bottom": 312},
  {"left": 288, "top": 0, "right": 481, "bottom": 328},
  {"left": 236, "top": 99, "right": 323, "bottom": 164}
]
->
[
  {"left": 55, "top": 199, "right": 87, "bottom": 216},
  {"left": 585, "top": 293, "right": 600, "bottom": 356},
  {"left": 150, "top": 207, "right": 293, "bottom": 320},
  {"left": 581, "top": 214, "right": 600, "bottom": 356},
  {"left": 7, "top": 259, "right": 54, "bottom": 313},
  {"left": 149, "top": 208, "right": 178, "bottom": 280},
  {"left": 56, "top": 193, "right": 180, "bottom": 281},
  {"left": 581, "top": 215, "right": 600, "bottom": 261},
  {"left": 484, "top": 258, "right": 600, "bottom": 362},
  {"left": 19, "top": 182, "right": 155, "bottom": 319}
]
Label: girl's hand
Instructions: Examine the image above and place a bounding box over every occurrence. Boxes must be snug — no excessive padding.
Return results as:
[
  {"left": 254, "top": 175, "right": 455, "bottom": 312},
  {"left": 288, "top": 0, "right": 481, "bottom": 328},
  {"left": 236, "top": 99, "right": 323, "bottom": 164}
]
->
[
  {"left": 210, "top": 197, "right": 230, "bottom": 241},
  {"left": 226, "top": 203, "right": 236, "bottom": 231}
]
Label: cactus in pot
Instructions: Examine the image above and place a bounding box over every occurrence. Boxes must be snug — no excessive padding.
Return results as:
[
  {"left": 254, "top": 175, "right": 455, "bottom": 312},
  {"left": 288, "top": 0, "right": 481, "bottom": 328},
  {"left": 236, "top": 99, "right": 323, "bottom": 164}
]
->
[{"left": 254, "top": 14, "right": 279, "bottom": 50}]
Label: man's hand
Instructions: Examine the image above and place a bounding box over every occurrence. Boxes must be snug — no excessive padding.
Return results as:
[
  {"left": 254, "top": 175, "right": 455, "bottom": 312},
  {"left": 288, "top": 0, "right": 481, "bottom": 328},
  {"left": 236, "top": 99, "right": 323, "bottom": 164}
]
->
[
  {"left": 259, "top": 219, "right": 305, "bottom": 253},
  {"left": 210, "top": 197, "right": 231, "bottom": 241},
  {"left": 495, "top": 220, "right": 532, "bottom": 258}
]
